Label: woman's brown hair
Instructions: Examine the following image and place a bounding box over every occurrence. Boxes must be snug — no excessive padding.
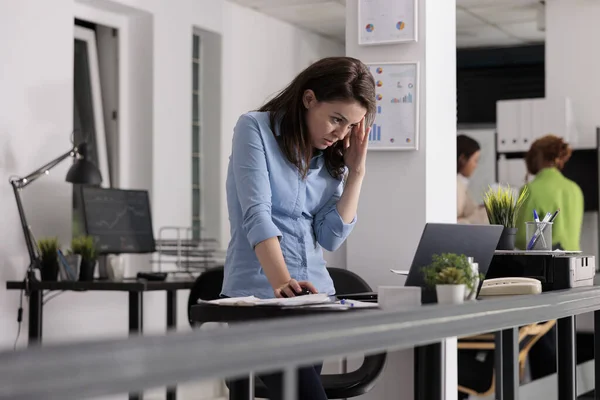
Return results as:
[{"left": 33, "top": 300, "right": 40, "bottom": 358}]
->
[
  {"left": 258, "top": 57, "right": 376, "bottom": 180},
  {"left": 525, "top": 134, "right": 573, "bottom": 176}
]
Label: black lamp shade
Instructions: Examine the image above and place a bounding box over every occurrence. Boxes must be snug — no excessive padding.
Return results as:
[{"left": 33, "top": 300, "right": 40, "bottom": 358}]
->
[
  {"left": 66, "top": 159, "right": 102, "bottom": 184},
  {"left": 65, "top": 142, "right": 103, "bottom": 185}
]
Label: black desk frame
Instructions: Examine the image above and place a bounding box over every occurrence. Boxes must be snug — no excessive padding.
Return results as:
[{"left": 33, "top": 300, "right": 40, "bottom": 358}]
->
[{"left": 7, "top": 278, "right": 196, "bottom": 400}]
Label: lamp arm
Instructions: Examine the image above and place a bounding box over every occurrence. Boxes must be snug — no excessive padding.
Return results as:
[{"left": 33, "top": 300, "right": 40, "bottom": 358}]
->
[
  {"left": 8, "top": 146, "right": 77, "bottom": 276},
  {"left": 11, "top": 147, "right": 76, "bottom": 189},
  {"left": 11, "top": 181, "right": 38, "bottom": 273}
]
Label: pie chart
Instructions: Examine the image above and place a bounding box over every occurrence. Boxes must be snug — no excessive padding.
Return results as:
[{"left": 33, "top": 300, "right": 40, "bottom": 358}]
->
[
  {"left": 396, "top": 21, "right": 405, "bottom": 30},
  {"left": 365, "top": 24, "right": 374, "bottom": 33}
]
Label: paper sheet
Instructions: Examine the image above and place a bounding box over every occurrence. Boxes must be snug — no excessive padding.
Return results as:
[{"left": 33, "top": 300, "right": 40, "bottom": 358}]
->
[
  {"left": 199, "top": 293, "right": 332, "bottom": 307},
  {"left": 390, "top": 269, "right": 410, "bottom": 275}
]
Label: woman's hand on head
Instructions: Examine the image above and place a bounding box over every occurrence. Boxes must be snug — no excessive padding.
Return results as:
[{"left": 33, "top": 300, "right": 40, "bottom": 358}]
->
[
  {"left": 343, "top": 117, "right": 370, "bottom": 178},
  {"left": 274, "top": 279, "right": 318, "bottom": 298}
]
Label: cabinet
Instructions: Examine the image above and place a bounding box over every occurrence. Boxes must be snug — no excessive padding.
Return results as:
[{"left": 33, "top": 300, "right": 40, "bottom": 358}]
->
[{"left": 497, "top": 97, "right": 578, "bottom": 153}]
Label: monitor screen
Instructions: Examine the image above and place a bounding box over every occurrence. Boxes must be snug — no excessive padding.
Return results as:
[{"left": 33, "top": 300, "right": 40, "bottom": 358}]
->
[{"left": 76, "top": 187, "right": 156, "bottom": 254}]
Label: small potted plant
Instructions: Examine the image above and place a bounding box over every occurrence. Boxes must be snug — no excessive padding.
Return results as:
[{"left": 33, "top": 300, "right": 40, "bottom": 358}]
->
[
  {"left": 483, "top": 185, "right": 529, "bottom": 250},
  {"left": 423, "top": 253, "right": 481, "bottom": 305},
  {"left": 70, "top": 235, "right": 97, "bottom": 281},
  {"left": 38, "top": 237, "right": 60, "bottom": 281}
]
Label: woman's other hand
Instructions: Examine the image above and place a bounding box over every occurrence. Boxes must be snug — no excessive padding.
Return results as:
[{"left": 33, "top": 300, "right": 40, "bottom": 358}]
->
[
  {"left": 343, "top": 117, "right": 370, "bottom": 177},
  {"left": 274, "top": 279, "right": 318, "bottom": 298}
]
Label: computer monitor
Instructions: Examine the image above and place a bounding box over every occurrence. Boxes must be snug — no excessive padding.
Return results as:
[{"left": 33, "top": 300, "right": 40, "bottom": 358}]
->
[
  {"left": 404, "top": 223, "right": 504, "bottom": 303},
  {"left": 74, "top": 187, "right": 156, "bottom": 254}
]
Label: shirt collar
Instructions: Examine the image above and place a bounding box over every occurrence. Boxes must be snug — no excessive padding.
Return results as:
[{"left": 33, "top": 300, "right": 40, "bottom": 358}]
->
[{"left": 457, "top": 173, "right": 469, "bottom": 187}]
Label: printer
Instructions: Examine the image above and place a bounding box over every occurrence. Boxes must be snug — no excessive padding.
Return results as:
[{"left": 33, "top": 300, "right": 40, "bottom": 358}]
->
[{"left": 486, "top": 251, "right": 596, "bottom": 292}]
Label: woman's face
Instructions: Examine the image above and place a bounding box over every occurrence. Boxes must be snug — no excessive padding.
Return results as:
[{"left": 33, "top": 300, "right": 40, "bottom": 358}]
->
[
  {"left": 460, "top": 150, "right": 480, "bottom": 178},
  {"left": 303, "top": 90, "right": 367, "bottom": 150}
]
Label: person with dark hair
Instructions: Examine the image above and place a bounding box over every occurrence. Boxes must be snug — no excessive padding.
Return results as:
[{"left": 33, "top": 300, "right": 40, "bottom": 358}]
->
[
  {"left": 514, "top": 134, "right": 584, "bottom": 381},
  {"left": 457, "top": 134, "right": 487, "bottom": 224},
  {"left": 221, "top": 57, "right": 376, "bottom": 400}
]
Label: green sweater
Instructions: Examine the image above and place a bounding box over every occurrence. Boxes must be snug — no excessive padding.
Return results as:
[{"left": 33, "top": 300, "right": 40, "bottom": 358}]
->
[{"left": 515, "top": 167, "right": 584, "bottom": 251}]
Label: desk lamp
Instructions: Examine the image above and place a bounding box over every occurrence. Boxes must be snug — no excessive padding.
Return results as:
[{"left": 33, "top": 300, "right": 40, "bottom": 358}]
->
[{"left": 9, "top": 142, "right": 102, "bottom": 281}]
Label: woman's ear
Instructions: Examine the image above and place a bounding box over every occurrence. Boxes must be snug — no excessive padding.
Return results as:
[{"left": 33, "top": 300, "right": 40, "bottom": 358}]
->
[{"left": 302, "top": 90, "right": 316, "bottom": 109}]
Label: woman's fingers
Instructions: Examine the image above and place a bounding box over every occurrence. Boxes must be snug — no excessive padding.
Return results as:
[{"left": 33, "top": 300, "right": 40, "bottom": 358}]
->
[{"left": 300, "top": 281, "right": 318, "bottom": 294}]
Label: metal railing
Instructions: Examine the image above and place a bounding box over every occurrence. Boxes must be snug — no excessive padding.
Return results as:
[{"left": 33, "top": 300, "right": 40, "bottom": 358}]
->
[{"left": 2, "top": 287, "right": 600, "bottom": 400}]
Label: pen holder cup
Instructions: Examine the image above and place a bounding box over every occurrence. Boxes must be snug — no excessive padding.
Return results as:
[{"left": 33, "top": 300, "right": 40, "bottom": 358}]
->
[{"left": 525, "top": 221, "right": 553, "bottom": 251}]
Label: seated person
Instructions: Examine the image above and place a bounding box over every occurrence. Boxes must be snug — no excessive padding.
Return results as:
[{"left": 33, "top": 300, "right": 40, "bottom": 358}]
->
[{"left": 457, "top": 134, "right": 488, "bottom": 224}]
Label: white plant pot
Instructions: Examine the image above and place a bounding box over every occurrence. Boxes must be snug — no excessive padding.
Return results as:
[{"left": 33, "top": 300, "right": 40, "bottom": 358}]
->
[{"left": 436, "top": 284, "right": 466, "bottom": 305}]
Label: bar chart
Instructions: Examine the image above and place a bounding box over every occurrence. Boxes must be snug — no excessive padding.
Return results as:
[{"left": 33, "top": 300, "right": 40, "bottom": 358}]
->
[
  {"left": 367, "top": 61, "right": 418, "bottom": 150},
  {"left": 369, "top": 124, "right": 382, "bottom": 141}
]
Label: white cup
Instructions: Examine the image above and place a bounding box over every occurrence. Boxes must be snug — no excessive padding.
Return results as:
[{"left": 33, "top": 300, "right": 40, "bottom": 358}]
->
[
  {"left": 378, "top": 286, "right": 422, "bottom": 310},
  {"left": 107, "top": 255, "right": 125, "bottom": 281}
]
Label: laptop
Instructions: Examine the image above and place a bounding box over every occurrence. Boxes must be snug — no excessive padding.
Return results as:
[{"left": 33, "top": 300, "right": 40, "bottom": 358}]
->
[
  {"left": 404, "top": 223, "right": 503, "bottom": 303},
  {"left": 339, "top": 223, "right": 503, "bottom": 304}
]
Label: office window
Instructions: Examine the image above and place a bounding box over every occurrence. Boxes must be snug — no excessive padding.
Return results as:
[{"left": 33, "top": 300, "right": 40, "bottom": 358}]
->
[
  {"left": 192, "top": 34, "right": 202, "bottom": 240},
  {"left": 73, "top": 24, "right": 111, "bottom": 187}
]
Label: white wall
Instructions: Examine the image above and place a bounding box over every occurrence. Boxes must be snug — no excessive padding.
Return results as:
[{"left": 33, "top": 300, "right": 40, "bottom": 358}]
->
[
  {"left": 546, "top": 0, "right": 600, "bottom": 150},
  {"left": 0, "top": 0, "right": 343, "bottom": 399},
  {"left": 219, "top": 0, "right": 345, "bottom": 246},
  {"left": 346, "top": 0, "right": 457, "bottom": 399}
]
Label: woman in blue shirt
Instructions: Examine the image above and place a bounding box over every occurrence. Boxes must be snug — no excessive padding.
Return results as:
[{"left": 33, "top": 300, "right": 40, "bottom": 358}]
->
[{"left": 222, "top": 57, "right": 376, "bottom": 399}]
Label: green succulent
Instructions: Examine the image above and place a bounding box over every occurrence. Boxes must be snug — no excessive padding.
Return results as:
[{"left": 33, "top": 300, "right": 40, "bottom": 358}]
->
[{"left": 422, "top": 253, "right": 482, "bottom": 290}]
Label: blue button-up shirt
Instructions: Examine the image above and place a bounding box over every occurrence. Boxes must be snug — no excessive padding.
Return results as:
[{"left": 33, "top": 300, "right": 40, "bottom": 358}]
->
[{"left": 221, "top": 112, "right": 356, "bottom": 299}]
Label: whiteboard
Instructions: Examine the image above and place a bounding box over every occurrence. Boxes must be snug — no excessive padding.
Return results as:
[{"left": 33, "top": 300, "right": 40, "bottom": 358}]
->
[
  {"left": 367, "top": 62, "right": 419, "bottom": 151},
  {"left": 358, "top": 0, "right": 418, "bottom": 45}
]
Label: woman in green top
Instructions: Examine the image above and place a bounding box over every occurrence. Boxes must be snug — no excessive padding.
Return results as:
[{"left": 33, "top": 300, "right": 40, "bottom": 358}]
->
[
  {"left": 515, "top": 134, "right": 584, "bottom": 382},
  {"left": 515, "top": 134, "right": 584, "bottom": 251}
]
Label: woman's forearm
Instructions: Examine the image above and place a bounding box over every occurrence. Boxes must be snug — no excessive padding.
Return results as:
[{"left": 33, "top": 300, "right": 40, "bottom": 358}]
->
[
  {"left": 336, "top": 171, "right": 364, "bottom": 223},
  {"left": 254, "top": 237, "right": 291, "bottom": 289}
]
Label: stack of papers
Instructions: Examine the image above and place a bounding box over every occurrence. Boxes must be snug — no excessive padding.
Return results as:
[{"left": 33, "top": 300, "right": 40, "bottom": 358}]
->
[{"left": 199, "top": 293, "right": 333, "bottom": 307}]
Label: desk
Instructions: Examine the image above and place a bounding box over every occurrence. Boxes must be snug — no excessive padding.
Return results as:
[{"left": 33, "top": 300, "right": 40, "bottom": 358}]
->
[
  {"left": 4, "top": 287, "right": 600, "bottom": 400},
  {"left": 191, "top": 289, "right": 600, "bottom": 400},
  {"left": 6, "top": 277, "right": 196, "bottom": 400},
  {"left": 191, "top": 302, "right": 381, "bottom": 400}
]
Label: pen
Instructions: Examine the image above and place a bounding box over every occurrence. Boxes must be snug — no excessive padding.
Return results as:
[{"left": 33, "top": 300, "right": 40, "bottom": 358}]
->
[
  {"left": 57, "top": 249, "right": 76, "bottom": 280},
  {"left": 549, "top": 209, "right": 560, "bottom": 223},
  {"left": 533, "top": 210, "right": 539, "bottom": 222},
  {"left": 529, "top": 209, "right": 560, "bottom": 250},
  {"left": 339, "top": 299, "right": 355, "bottom": 307}
]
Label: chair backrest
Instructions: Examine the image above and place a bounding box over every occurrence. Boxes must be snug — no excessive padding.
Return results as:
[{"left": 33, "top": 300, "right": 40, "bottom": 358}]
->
[
  {"left": 187, "top": 266, "right": 224, "bottom": 326},
  {"left": 327, "top": 267, "right": 372, "bottom": 295},
  {"left": 187, "top": 265, "right": 386, "bottom": 399}
]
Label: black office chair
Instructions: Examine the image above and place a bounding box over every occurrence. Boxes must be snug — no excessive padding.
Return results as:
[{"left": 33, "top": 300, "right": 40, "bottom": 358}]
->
[{"left": 188, "top": 266, "right": 387, "bottom": 399}]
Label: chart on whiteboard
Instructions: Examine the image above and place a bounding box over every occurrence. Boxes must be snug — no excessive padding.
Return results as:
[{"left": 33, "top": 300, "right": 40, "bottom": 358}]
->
[
  {"left": 368, "top": 63, "right": 418, "bottom": 150},
  {"left": 359, "top": 0, "right": 416, "bottom": 44}
]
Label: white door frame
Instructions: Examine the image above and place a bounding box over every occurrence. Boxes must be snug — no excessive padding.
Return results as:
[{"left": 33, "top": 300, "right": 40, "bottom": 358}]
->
[{"left": 74, "top": 25, "right": 111, "bottom": 188}]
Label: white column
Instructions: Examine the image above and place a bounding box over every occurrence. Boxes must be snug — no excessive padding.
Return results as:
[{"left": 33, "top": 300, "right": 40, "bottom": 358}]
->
[
  {"left": 546, "top": 0, "right": 600, "bottom": 149},
  {"left": 346, "top": 1, "right": 457, "bottom": 399},
  {"left": 545, "top": 0, "right": 600, "bottom": 337}
]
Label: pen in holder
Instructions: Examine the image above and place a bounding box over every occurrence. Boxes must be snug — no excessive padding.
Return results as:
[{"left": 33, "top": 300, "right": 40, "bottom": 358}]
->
[{"left": 526, "top": 221, "right": 553, "bottom": 251}]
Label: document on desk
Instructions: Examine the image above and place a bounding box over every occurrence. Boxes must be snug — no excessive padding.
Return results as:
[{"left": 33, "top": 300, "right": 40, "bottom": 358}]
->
[
  {"left": 200, "top": 293, "right": 332, "bottom": 307},
  {"left": 390, "top": 269, "right": 410, "bottom": 276}
]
